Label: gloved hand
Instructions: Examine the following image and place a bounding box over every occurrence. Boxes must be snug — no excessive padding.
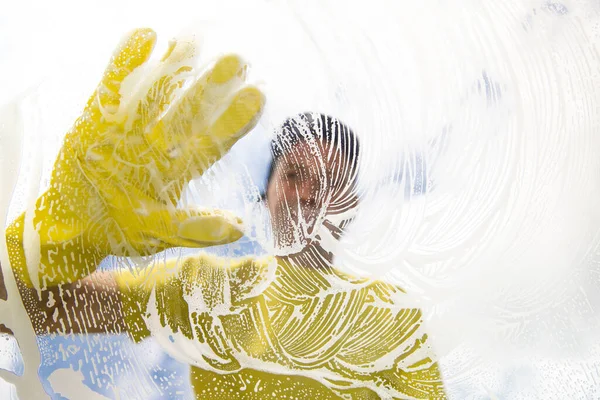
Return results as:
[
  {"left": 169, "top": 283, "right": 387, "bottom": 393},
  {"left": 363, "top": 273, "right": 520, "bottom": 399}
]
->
[{"left": 5, "top": 28, "right": 265, "bottom": 289}]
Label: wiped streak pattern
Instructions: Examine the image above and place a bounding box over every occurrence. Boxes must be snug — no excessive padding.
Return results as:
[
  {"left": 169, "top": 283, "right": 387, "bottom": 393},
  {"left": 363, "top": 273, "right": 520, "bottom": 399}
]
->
[{"left": 2, "top": 0, "right": 600, "bottom": 398}]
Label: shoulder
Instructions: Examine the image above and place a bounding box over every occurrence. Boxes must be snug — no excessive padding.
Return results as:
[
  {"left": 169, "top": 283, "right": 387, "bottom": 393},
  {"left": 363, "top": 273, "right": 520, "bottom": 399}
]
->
[
  {"left": 332, "top": 266, "right": 405, "bottom": 291},
  {"left": 330, "top": 266, "right": 409, "bottom": 307},
  {"left": 178, "top": 253, "right": 277, "bottom": 303}
]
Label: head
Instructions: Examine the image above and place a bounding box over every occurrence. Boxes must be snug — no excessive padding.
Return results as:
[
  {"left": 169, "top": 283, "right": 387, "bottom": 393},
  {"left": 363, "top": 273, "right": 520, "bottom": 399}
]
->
[{"left": 265, "top": 112, "right": 360, "bottom": 260}]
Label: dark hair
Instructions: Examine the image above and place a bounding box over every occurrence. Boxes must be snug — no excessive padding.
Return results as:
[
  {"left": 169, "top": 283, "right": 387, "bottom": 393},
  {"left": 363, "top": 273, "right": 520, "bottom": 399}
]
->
[{"left": 265, "top": 112, "right": 360, "bottom": 194}]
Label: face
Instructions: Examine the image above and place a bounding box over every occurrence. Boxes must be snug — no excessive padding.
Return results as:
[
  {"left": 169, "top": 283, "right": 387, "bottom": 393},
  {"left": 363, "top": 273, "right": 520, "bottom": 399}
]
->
[{"left": 266, "top": 140, "right": 357, "bottom": 255}]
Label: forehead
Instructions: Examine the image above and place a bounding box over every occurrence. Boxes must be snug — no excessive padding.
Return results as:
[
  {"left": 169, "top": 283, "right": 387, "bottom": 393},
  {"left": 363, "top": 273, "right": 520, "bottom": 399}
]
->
[{"left": 275, "top": 140, "right": 347, "bottom": 170}]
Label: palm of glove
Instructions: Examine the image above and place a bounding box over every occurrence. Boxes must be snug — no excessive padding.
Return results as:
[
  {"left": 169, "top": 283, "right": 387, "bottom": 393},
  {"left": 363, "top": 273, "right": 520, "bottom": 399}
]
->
[{"left": 7, "top": 29, "right": 265, "bottom": 287}]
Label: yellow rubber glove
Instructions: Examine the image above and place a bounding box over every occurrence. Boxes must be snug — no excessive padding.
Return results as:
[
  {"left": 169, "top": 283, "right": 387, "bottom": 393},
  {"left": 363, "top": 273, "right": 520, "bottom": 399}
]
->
[{"left": 5, "top": 28, "right": 265, "bottom": 289}]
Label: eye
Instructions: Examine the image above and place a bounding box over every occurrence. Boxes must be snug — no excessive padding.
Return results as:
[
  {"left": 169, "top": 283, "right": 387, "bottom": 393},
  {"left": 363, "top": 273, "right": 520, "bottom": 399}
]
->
[{"left": 285, "top": 171, "right": 299, "bottom": 181}]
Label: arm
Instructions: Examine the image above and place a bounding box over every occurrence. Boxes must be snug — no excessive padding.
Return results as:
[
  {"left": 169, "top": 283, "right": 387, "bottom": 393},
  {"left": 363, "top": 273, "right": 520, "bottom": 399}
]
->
[
  {"left": 0, "top": 259, "right": 125, "bottom": 335},
  {"left": 4, "top": 209, "right": 123, "bottom": 334},
  {"left": 22, "top": 271, "right": 126, "bottom": 335}
]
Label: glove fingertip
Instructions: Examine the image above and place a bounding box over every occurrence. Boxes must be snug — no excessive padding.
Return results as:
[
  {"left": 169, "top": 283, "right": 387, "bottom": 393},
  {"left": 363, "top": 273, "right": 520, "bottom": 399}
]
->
[
  {"left": 210, "top": 54, "right": 247, "bottom": 84},
  {"left": 210, "top": 85, "right": 266, "bottom": 142},
  {"left": 178, "top": 215, "right": 244, "bottom": 246}
]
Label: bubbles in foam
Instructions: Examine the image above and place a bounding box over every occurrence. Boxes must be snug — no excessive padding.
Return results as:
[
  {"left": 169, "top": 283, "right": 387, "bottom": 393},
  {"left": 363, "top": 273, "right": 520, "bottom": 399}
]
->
[{"left": 3, "top": 0, "right": 600, "bottom": 398}]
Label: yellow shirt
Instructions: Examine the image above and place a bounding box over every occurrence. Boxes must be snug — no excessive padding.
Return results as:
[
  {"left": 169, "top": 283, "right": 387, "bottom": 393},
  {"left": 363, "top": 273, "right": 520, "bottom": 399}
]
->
[{"left": 116, "top": 254, "right": 446, "bottom": 399}]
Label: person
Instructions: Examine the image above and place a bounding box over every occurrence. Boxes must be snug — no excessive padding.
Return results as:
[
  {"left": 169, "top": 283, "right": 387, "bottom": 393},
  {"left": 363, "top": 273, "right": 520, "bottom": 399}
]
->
[{"left": 2, "top": 29, "right": 445, "bottom": 399}]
